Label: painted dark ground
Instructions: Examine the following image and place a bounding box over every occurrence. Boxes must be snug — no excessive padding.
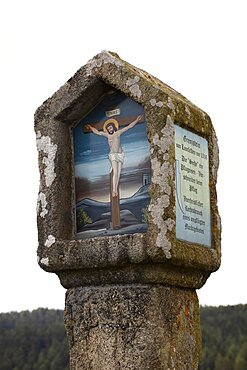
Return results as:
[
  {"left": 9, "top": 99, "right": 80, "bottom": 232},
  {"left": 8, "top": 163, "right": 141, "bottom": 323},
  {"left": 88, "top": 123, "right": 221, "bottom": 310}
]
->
[{"left": 73, "top": 90, "right": 151, "bottom": 238}]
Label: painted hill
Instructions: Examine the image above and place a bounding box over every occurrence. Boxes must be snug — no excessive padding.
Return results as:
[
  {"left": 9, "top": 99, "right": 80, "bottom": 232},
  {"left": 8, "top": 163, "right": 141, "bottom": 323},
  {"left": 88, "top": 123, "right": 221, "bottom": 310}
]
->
[{"left": 76, "top": 184, "right": 150, "bottom": 236}]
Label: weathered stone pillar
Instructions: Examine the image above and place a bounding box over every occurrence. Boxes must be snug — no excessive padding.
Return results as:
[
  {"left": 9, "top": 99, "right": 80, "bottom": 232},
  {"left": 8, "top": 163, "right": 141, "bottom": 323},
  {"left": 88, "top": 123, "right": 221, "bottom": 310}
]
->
[
  {"left": 35, "top": 51, "right": 221, "bottom": 370},
  {"left": 64, "top": 286, "right": 201, "bottom": 369}
]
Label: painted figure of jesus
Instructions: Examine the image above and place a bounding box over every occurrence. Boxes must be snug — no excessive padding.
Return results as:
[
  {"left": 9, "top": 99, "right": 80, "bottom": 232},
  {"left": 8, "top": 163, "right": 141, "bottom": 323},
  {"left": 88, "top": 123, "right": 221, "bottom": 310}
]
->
[{"left": 86, "top": 114, "right": 143, "bottom": 197}]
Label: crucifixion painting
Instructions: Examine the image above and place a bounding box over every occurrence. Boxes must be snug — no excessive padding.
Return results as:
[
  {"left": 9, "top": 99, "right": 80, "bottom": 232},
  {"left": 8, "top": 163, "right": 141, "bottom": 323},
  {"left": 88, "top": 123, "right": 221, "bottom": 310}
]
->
[
  {"left": 86, "top": 115, "right": 143, "bottom": 197},
  {"left": 73, "top": 90, "right": 151, "bottom": 239}
]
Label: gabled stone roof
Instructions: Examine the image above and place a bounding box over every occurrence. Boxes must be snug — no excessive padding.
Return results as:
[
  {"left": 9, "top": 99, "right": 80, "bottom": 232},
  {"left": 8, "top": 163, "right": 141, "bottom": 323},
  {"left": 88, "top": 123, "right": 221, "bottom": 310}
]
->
[
  {"left": 35, "top": 50, "right": 208, "bottom": 128},
  {"left": 35, "top": 50, "right": 221, "bottom": 290}
]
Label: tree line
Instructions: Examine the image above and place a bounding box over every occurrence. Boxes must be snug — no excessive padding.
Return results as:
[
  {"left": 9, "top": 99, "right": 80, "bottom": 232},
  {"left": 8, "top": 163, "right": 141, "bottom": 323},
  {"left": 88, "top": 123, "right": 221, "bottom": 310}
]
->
[
  {"left": 0, "top": 305, "right": 246, "bottom": 369},
  {"left": 0, "top": 308, "right": 68, "bottom": 370},
  {"left": 200, "top": 304, "right": 247, "bottom": 369}
]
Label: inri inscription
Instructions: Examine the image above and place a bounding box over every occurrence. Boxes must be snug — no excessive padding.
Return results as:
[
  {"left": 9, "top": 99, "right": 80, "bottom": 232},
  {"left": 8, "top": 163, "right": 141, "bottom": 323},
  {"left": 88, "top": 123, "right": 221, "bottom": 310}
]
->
[{"left": 175, "top": 125, "right": 211, "bottom": 247}]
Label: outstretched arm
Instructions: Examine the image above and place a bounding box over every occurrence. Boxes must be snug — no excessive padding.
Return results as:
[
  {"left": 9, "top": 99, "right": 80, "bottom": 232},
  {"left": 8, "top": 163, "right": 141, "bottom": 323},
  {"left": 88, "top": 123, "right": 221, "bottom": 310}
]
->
[
  {"left": 85, "top": 124, "right": 108, "bottom": 137},
  {"left": 119, "top": 114, "right": 143, "bottom": 134}
]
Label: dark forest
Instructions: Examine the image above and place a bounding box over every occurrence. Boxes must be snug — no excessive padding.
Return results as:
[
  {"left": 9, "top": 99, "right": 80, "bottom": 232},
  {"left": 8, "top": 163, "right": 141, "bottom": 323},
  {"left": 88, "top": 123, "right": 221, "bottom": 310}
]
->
[{"left": 0, "top": 305, "right": 246, "bottom": 370}]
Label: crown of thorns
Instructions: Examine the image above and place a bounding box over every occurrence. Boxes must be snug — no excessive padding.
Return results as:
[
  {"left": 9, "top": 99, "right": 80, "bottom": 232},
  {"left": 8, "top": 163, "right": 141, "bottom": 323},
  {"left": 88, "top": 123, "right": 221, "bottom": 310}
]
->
[{"left": 103, "top": 118, "right": 119, "bottom": 132}]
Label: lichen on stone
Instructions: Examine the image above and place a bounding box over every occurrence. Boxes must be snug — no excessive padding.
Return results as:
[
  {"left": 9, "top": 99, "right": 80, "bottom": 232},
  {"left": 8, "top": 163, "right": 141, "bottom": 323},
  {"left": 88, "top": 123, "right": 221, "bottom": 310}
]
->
[
  {"left": 149, "top": 194, "right": 175, "bottom": 258},
  {"left": 44, "top": 234, "right": 56, "bottom": 248},
  {"left": 126, "top": 76, "right": 140, "bottom": 86},
  {"left": 151, "top": 115, "right": 174, "bottom": 191},
  {"left": 129, "top": 84, "right": 142, "bottom": 99},
  {"left": 85, "top": 50, "right": 124, "bottom": 77},
  {"left": 126, "top": 76, "right": 142, "bottom": 99},
  {"left": 40, "top": 257, "right": 49, "bottom": 266},
  {"left": 151, "top": 157, "right": 172, "bottom": 195},
  {"left": 150, "top": 98, "right": 163, "bottom": 108},
  {"left": 153, "top": 115, "right": 174, "bottom": 151},
  {"left": 36, "top": 131, "right": 57, "bottom": 187},
  {"left": 167, "top": 97, "right": 176, "bottom": 113},
  {"left": 211, "top": 128, "right": 219, "bottom": 183},
  {"left": 37, "top": 192, "right": 48, "bottom": 218},
  {"left": 149, "top": 115, "right": 175, "bottom": 257}
]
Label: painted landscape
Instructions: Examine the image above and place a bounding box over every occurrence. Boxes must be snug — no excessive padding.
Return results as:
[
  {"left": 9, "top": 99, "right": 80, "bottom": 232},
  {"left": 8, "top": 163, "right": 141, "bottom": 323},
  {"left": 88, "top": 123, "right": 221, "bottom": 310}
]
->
[{"left": 75, "top": 184, "right": 149, "bottom": 239}]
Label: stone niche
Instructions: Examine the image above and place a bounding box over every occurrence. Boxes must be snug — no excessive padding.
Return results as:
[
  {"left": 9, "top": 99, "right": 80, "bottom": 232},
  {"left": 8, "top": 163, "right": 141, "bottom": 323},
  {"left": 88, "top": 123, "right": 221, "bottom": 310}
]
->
[{"left": 35, "top": 51, "right": 221, "bottom": 290}]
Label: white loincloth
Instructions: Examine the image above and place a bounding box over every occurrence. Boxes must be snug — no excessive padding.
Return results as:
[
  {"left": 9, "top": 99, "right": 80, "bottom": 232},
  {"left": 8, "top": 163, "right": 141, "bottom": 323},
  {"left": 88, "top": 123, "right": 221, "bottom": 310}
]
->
[{"left": 109, "top": 152, "right": 125, "bottom": 172}]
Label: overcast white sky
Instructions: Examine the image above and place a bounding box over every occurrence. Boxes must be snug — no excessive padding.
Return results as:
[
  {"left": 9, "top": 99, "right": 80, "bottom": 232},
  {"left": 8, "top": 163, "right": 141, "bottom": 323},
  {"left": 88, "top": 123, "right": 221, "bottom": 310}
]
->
[{"left": 1, "top": 0, "right": 246, "bottom": 313}]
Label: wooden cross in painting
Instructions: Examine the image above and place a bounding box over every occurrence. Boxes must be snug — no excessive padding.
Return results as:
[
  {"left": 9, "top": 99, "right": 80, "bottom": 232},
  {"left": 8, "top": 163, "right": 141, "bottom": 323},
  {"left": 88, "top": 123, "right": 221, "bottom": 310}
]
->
[{"left": 84, "top": 114, "right": 144, "bottom": 229}]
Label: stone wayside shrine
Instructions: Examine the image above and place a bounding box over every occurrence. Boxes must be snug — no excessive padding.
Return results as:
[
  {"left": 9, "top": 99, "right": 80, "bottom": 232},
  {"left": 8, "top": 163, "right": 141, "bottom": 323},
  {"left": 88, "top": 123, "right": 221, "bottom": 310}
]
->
[{"left": 35, "top": 51, "right": 221, "bottom": 369}]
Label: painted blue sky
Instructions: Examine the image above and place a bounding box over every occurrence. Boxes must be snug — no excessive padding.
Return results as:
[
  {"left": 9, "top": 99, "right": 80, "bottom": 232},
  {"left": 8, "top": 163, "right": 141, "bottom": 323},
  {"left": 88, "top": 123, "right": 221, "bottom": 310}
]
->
[{"left": 73, "top": 90, "right": 150, "bottom": 181}]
